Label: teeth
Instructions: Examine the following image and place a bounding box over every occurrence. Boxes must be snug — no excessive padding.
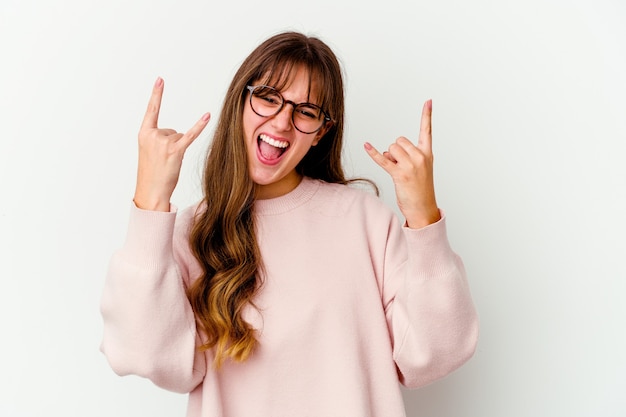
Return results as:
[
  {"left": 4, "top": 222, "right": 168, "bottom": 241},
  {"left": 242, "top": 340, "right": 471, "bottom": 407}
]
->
[{"left": 259, "top": 134, "right": 289, "bottom": 149}]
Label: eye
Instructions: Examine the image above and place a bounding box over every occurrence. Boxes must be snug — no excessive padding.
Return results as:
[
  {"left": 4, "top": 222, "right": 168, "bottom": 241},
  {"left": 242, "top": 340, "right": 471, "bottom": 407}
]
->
[
  {"left": 254, "top": 87, "right": 281, "bottom": 105},
  {"left": 296, "top": 104, "right": 322, "bottom": 120},
  {"left": 260, "top": 95, "right": 280, "bottom": 105}
]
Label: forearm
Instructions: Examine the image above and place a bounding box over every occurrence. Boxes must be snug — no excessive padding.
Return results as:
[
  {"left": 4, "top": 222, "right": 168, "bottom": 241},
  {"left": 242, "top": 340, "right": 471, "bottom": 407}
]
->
[
  {"left": 100, "top": 205, "right": 206, "bottom": 393},
  {"left": 391, "top": 216, "right": 479, "bottom": 388}
]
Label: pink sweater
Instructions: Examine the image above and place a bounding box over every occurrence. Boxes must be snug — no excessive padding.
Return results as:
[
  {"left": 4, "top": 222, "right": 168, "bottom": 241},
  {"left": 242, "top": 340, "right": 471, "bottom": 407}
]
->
[{"left": 100, "top": 177, "right": 478, "bottom": 417}]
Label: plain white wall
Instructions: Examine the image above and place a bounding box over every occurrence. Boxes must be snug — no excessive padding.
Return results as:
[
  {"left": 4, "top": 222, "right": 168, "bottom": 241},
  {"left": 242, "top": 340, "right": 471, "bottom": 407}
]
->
[{"left": 1, "top": 0, "right": 624, "bottom": 416}]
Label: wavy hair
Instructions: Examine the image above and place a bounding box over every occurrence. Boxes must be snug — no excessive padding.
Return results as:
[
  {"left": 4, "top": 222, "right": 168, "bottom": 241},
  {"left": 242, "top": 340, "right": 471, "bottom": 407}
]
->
[{"left": 187, "top": 32, "right": 367, "bottom": 368}]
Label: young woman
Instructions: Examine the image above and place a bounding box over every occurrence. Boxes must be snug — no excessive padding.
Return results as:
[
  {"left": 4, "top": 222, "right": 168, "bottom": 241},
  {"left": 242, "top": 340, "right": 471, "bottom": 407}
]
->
[{"left": 100, "top": 31, "right": 478, "bottom": 417}]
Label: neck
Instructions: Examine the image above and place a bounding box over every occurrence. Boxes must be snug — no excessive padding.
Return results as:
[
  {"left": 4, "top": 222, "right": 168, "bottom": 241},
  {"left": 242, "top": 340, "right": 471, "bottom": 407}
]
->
[{"left": 255, "top": 172, "right": 303, "bottom": 200}]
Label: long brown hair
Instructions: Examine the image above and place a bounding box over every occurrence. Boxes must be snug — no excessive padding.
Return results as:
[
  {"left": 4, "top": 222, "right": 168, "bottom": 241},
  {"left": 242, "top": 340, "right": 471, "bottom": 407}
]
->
[{"left": 187, "top": 32, "right": 355, "bottom": 368}]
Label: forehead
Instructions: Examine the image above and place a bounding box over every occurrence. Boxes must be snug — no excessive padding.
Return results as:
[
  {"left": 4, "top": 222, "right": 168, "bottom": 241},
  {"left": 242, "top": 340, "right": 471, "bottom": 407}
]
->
[{"left": 257, "top": 64, "right": 324, "bottom": 103}]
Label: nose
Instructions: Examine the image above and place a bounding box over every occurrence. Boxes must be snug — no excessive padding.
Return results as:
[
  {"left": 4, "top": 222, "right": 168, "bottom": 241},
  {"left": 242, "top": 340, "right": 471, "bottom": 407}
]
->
[{"left": 270, "top": 102, "right": 295, "bottom": 131}]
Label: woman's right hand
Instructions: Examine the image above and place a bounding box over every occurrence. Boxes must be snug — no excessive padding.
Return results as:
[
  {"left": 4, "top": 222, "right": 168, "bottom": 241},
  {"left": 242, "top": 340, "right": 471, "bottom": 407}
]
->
[{"left": 133, "top": 77, "right": 211, "bottom": 211}]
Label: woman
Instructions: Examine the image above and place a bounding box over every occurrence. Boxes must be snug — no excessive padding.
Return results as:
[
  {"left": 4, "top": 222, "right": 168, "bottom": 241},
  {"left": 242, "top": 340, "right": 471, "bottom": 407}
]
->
[{"left": 100, "top": 31, "right": 478, "bottom": 417}]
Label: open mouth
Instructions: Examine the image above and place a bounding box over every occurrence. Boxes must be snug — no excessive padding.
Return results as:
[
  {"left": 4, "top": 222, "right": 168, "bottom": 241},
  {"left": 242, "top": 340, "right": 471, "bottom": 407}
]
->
[{"left": 258, "top": 134, "right": 289, "bottom": 161}]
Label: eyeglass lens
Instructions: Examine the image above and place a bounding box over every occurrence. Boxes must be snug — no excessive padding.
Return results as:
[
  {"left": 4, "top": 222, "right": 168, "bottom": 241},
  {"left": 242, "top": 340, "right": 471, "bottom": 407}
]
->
[{"left": 249, "top": 86, "right": 326, "bottom": 134}]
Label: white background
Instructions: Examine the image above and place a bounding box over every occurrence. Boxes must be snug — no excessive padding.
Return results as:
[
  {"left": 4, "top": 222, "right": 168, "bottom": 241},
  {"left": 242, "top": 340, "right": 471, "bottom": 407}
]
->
[{"left": 1, "top": 0, "right": 625, "bottom": 416}]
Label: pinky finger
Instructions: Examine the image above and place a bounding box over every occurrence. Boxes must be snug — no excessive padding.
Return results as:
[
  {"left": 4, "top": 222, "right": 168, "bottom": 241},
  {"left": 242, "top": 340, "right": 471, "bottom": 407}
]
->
[
  {"left": 364, "top": 142, "right": 396, "bottom": 174},
  {"left": 180, "top": 112, "right": 211, "bottom": 148}
]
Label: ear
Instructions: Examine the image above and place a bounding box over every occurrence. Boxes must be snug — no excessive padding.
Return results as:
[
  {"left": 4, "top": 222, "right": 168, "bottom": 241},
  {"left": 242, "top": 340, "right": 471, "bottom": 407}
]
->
[{"left": 312, "top": 122, "right": 331, "bottom": 146}]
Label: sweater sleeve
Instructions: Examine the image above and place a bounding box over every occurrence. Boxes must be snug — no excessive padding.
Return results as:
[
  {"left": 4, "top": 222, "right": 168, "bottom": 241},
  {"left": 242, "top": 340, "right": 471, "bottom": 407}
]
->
[
  {"left": 385, "top": 213, "right": 479, "bottom": 389},
  {"left": 99, "top": 204, "right": 206, "bottom": 393}
]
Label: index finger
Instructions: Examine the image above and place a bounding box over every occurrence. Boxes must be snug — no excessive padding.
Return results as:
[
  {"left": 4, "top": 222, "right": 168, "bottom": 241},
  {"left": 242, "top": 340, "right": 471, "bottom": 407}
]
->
[
  {"left": 417, "top": 99, "right": 433, "bottom": 152},
  {"left": 141, "top": 77, "right": 164, "bottom": 129}
]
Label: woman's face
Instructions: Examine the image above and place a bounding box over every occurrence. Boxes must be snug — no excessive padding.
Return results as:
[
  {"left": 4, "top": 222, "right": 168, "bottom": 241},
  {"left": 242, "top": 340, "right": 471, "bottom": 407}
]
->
[{"left": 243, "top": 66, "right": 327, "bottom": 199}]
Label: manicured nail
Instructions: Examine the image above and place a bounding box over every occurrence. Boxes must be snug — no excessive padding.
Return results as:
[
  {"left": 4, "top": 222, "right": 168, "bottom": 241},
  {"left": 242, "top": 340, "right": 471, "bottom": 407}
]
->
[
  {"left": 155, "top": 77, "right": 163, "bottom": 87},
  {"left": 201, "top": 112, "right": 210, "bottom": 122},
  {"left": 364, "top": 142, "right": 373, "bottom": 150},
  {"left": 428, "top": 99, "right": 433, "bottom": 110}
]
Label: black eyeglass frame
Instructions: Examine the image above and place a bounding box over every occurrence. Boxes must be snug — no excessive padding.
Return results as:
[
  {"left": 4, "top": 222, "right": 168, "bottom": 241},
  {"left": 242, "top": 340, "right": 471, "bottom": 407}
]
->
[{"left": 245, "top": 85, "right": 333, "bottom": 134}]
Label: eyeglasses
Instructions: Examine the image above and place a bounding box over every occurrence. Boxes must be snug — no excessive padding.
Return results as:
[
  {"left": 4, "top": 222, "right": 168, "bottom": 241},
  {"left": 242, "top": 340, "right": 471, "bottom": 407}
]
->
[{"left": 246, "top": 85, "right": 332, "bottom": 134}]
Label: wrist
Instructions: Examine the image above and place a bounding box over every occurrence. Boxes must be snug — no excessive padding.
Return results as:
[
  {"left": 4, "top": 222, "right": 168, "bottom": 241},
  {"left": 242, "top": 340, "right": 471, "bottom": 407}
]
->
[
  {"left": 404, "top": 207, "right": 441, "bottom": 229},
  {"left": 133, "top": 191, "right": 171, "bottom": 212}
]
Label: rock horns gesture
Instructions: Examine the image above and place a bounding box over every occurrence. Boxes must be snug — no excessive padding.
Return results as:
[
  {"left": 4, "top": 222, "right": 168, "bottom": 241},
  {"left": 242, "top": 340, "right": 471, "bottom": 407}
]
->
[
  {"left": 364, "top": 100, "right": 441, "bottom": 229},
  {"left": 133, "top": 77, "right": 211, "bottom": 211}
]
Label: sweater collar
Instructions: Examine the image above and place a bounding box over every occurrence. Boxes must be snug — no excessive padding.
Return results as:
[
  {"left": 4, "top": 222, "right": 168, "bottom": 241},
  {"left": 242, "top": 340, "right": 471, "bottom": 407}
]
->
[{"left": 254, "top": 177, "right": 320, "bottom": 215}]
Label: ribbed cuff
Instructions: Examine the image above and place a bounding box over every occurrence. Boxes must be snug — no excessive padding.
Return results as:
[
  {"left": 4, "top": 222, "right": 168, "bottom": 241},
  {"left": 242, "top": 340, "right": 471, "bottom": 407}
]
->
[
  {"left": 121, "top": 202, "right": 178, "bottom": 270},
  {"left": 402, "top": 212, "right": 459, "bottom": 279}
]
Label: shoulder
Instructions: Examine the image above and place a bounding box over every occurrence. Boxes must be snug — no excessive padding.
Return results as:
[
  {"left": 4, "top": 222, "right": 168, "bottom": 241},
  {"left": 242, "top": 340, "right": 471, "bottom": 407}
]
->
[
  {"left": 309, "top": 179, "right": 396, "bottom": 221},
  {"left": 314, "top": 179, "right": 385, "bottom": 207}
]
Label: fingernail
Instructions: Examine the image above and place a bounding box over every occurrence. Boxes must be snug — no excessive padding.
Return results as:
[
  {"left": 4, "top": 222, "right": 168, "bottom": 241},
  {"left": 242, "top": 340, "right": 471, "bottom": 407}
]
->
[
  {"left": 155, "top": 77, "right": 163, "bottom": 87},
  {"left": 428, "top": 99, "right": 433, "bottom": 109},
  {"left": 201, "top": 112, "right": 210, "bottom": 122},
  {"left": 364, "top": 142, "right": 372, "bottom": 150}
]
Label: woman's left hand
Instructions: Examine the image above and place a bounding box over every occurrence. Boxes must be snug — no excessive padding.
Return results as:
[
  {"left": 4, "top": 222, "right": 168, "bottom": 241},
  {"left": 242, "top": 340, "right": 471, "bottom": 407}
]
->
[{"left": 364, "top": 100, "right": 441, "bottom": 229}]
